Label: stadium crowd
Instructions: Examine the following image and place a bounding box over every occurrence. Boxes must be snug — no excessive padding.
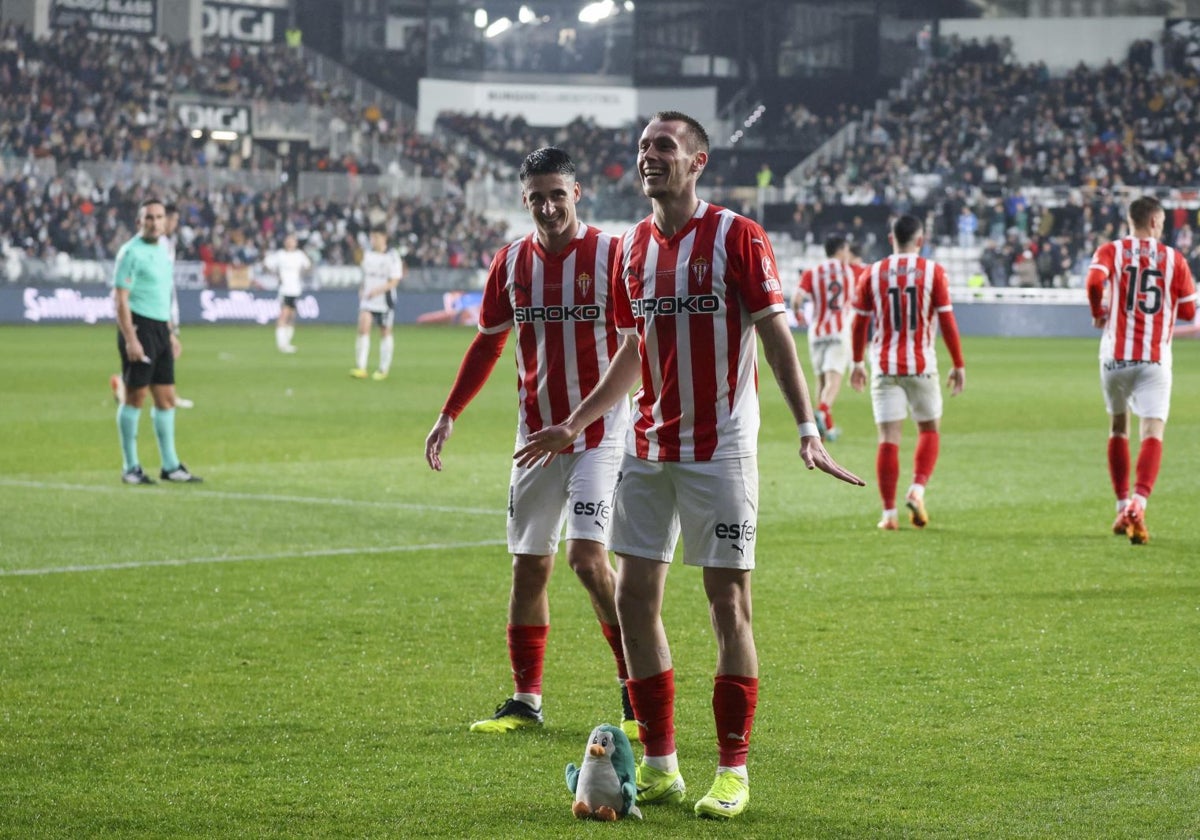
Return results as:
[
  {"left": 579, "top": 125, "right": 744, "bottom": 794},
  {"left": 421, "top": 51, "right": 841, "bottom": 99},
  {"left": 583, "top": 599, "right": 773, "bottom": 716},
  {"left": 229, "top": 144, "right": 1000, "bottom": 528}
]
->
[
  {"left": 0, "top": 23, "right": 505, "bottom": 268},
  {"left": 7, "top": 21, "right": 1200, "bottom": 284}
]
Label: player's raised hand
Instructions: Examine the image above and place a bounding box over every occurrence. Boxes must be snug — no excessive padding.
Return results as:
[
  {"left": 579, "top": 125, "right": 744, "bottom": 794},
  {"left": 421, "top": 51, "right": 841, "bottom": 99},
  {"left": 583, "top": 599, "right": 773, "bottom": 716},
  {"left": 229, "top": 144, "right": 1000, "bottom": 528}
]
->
[
  {"left": 799, "top": 436, "right": 866, "bottom": 486},
  {"left": 424, "top": 414, "right": 454, "bottom": 471},
  {"left": 513, "top": 424, "right": 578, "bottom": 468}
]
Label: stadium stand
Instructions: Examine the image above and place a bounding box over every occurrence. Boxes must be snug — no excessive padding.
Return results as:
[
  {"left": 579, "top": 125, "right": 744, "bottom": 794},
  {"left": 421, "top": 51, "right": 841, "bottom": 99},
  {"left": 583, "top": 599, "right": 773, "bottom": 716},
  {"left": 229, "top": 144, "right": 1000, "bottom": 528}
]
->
[{"left": 6, "top": 15, "right": 1200, "bottom": 293}]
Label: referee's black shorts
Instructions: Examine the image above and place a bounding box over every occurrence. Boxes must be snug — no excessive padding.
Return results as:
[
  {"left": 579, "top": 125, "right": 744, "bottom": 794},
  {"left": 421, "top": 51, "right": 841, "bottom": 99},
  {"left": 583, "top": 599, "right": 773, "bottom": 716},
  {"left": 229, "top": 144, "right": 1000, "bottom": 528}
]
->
[{"left": 117, "top": 313, "right": 175, "bottom": 389}]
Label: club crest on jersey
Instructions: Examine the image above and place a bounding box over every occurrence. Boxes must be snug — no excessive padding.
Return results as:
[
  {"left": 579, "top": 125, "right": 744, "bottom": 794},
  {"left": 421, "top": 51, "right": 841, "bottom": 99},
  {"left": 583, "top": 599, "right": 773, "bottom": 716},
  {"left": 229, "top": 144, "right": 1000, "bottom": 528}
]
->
[
  {"left": 690, "top": 257, "right": 710, "bottom": 289},
  {"left": 575, "top": 272, "right": 593, "bottom": 299}
]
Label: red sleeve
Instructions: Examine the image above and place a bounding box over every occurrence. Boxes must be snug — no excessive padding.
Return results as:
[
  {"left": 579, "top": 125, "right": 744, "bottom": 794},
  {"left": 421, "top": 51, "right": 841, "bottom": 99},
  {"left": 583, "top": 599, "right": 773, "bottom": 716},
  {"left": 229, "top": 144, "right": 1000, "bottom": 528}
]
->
[
  {"left": 613, "top": 232, "right": 635, "bottom": 332},
  {"left": 478, "top": 242, "right": 517, "bottom": 331},
  {"left": 1174, "top": 254, "right": 1197, "bottom": 322},
  {"left": 440, "top": 330, "right": 509, "bottom": 420},
  {"left": 937, "top": 310, "right": 965, "bottom": 369},
  {"left": 727, "top": 219, "right": 786, "bottom": 314},
  {"left": 799, "top": 268, "right": 814, "bottom": 297},
  {"left": 1086, "top": 242, "right": 1114, "bottom": 319},
  {"left": 850, "top": 269, "right": 873, "bottom": 363},
  {"left": 851, "top": 312, "right": 870, "bottom": 363}
]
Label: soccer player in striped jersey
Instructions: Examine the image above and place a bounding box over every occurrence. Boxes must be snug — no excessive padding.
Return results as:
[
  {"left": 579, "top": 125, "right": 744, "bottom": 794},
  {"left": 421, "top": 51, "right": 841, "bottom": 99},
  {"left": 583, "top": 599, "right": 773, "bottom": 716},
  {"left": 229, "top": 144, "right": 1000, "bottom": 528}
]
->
[
  {"left": 423, "top": 147, "right": 636, "bottom": 737},
  {"left": 792, "top": 235, "right": 858, "bottom": 441},
  {"left": 1086, "top": 196, "right": 1197, "bottom": 544},
  {"left": 514, "top": 113, "right": 863, "bottom": 820},
  {"left": 849, "top": 214, "right": 966, "bottom": 531}
]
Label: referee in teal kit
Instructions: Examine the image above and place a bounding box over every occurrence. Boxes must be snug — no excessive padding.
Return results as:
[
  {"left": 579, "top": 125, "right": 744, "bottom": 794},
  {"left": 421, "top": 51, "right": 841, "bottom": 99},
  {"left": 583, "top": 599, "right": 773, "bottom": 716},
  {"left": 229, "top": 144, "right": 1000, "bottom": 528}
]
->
[{"left": 112, "top": 198, "right": 202, "bottom": 485}]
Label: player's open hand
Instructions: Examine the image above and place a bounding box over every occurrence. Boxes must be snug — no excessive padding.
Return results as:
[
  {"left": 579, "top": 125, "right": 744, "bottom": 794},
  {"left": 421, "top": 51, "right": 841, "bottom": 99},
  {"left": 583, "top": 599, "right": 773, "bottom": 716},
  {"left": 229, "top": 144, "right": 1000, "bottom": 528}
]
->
[
  {"left": 513, "top": 424, "right": 578, "bottom": 468},
  {"left": 850, "top": 365, "right": 867, "bottom": 392},
  {"left": 800, "top": 436, "right": 866, "bottom": 486},
  {"left": 424, "top": 414, "right": 453, "bottom": 471},
  {"left": 947, "top": 367, "right": 965, "bottom": 396}
]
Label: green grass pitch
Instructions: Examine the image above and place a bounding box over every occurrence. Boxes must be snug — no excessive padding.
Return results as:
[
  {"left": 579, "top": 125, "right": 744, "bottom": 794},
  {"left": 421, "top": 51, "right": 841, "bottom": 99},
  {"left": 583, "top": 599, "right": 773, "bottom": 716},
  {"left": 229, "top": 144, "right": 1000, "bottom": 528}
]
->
[{"left": 1, "top": 324, "right": 1198, "bottom": 839}]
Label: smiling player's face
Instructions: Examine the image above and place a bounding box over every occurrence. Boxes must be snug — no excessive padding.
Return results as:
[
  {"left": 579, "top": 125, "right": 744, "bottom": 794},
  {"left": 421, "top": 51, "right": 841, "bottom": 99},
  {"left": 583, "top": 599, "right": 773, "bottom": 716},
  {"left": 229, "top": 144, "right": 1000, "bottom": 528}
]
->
[{"left": 522, "top": 172, "right": 580, "bottom": 249}]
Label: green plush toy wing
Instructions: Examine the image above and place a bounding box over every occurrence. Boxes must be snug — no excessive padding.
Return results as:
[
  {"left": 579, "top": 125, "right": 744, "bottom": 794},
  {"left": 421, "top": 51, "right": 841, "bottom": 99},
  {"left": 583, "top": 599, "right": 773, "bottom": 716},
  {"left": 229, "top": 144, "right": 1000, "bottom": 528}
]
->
[{"left": 565, "top": 762, "right": 581, "bottom": 794}]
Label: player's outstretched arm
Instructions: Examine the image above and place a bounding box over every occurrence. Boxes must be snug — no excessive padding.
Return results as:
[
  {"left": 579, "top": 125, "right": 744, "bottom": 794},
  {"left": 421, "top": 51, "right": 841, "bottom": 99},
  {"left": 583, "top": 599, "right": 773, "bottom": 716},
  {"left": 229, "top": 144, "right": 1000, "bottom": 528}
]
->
[
  {"left": 758, "top": 312, "right": 865, "bottom": 487},
  {"left": 424, "top": 414, "right": 453, "bottom": 471},
  {"left": 514, "top": 334, "right": 641, "bottom": 468}
]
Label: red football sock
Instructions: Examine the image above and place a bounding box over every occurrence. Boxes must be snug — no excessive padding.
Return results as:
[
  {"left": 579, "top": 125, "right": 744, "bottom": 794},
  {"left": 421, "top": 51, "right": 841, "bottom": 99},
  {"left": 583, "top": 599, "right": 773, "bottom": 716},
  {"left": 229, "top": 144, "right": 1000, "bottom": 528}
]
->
[
  {"left": 626, "top": 669, "right": 676, "bottom": 757},
  {"left": 599, "top": 621, "right": 629, "bottom": 681},
  {"left": 1134, "top": 437, "right": 1163, "bottom": 500},
  {"left": 506, "top": 624, "right": 548, "bottom": 696},
  {"left": 819, "top": 402, "right": 834, "bottom": 431},
  {"left": 1107, "top": 436, "right": 1130, "bottom": 500},
  {"left": 713, "top": 674, "right": 758, "bottom": 768},
  {"left": 877, "top": 442, "right": 900, "bottom": 510},
  {"left": 913, "top": 429, "right": 940, "bottom": 487}
]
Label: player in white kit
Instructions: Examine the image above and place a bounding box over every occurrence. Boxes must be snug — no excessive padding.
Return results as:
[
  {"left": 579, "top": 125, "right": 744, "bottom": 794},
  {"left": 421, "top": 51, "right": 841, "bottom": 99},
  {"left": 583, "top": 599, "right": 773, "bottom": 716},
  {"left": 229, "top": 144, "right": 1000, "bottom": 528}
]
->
[{"left": 351, "top": 229, "right": 404, "bottom": 380}]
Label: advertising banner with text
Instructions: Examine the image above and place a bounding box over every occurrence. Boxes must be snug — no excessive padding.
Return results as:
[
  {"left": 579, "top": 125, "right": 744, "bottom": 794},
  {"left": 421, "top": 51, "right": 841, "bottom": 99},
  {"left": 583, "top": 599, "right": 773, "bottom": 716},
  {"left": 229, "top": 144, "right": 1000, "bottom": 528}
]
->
[{"left": 50, "top": 0, "right": 158, "bottom": 36}]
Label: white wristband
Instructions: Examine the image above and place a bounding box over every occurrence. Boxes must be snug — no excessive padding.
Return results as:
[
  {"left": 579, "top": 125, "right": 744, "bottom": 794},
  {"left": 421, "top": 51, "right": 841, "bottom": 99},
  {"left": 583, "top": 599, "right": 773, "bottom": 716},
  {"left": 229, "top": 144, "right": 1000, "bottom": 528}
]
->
[
  {"left": 798, "top": 422, "right": 820, "bottom": 439},
  {"left": 852, "top": 361, "right": 865, "bottom": 371}
]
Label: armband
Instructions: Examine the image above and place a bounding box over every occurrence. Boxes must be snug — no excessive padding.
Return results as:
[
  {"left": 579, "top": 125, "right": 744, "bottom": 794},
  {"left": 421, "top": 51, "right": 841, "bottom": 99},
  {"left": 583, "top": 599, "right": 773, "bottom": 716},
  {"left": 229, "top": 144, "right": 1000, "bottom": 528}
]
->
[
  {"left": 852, "top": 361, "right": 865, "bottom": 371},
  {"left": 798, "top": 422, "right": 820, "bottom": 439}
]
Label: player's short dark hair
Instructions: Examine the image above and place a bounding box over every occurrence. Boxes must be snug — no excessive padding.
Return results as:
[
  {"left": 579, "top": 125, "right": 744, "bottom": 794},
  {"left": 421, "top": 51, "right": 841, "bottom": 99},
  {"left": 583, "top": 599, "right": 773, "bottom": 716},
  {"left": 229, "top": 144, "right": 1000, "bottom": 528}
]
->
[
  {"left": 892, "top": 214, "right": 924, "bottom": 246},
  {"left": 163, "top": 202, "right": 178, "bottom": 215},
  {"left": 825, "top": 235, "right": 848, "bottom": 257},
  {"left": 651, "top": 110, "right": 711, "bottom": 153},
  {"left": 520, "top": 147, "right": 576, "bottom": 183},
  {"left": 1128, "top": 196, "right": 1164, "bottom": 229},
  {"left": 138, "top": 198, "right": 165, "bottom": 212}
]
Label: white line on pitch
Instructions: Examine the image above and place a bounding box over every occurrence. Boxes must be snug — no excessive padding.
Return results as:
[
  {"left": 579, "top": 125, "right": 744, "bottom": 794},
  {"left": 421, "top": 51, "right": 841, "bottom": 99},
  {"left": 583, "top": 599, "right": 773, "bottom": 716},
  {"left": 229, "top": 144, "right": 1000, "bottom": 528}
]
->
[
  {"left": 0, "top": 478, "right": 499, "bottom": 515},
  {"left": 0, "top": 539, "right": 509, "bottom": 577}
]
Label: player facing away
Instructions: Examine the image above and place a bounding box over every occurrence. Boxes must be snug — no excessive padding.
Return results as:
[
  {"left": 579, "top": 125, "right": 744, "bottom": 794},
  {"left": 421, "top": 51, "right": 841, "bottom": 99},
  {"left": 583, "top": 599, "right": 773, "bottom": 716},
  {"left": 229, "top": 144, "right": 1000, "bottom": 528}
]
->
[
  {"left": 514, "top": 113, "right": 863, "bottom": 820},
  {"left": 423, "top": 147, "right": 636, "bottom": 737},
  {"left": 264, "top": 234, "right": 312, "bottom": 354},
  {"left": 850, "top": 214, "right": 965, "bottom": 530},
  {"left": 1086, "top": 195, "right": 1197, "bottom": 544},
  {"left": 351, "top": 229, "right": 404, "bottom": 380},
  {"left": 111, "top": 198, "right": 202, "bottom": 485},
  {"left": 792, "top": 234, "right": 859, "bottom": 441}
]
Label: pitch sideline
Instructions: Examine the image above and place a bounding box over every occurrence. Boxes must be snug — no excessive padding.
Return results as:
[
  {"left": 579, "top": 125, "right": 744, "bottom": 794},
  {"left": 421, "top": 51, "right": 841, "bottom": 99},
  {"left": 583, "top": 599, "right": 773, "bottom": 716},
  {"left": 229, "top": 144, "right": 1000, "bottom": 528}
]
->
[{"left": 0, "top": 539, "right": 509, "bottom": 577}]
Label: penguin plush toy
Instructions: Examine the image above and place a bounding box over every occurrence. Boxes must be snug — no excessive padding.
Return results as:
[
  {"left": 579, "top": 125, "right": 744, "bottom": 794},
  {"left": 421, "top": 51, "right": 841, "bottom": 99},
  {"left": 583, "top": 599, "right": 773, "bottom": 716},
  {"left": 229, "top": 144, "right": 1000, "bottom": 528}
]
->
[{"left": 565, "top": 724, "right": 644, "bottom": 821}]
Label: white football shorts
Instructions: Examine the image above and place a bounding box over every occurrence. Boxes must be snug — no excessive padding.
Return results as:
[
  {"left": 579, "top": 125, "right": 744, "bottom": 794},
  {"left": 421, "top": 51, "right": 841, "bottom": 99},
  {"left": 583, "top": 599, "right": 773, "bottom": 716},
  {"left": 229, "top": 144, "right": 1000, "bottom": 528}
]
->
[
  {"left": 1100, "top": 360, "right": 1172, "bottom": 421},
  {"left": 870, "top": 372, "right": 943, "bottom": 424},
  {"left": 808, "top": 333, "right": 851, "bottom": 376},
  {"left": 609, "top": 454, "right": 758, "bottom": 570},
  {"left": 507, "top": 446, "right": 621, "bottom": 555}
]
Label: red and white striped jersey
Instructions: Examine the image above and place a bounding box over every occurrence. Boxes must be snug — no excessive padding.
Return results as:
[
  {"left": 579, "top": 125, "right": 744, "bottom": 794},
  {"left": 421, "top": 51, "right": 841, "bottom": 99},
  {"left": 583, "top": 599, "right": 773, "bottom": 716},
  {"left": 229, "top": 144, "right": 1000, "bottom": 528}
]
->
[
  {"left": 1087, "top": 237, "right": 1197, "bottom": 365},
  {"left": 613, "top": 201, "right": 786, "bottom": 462},
  {"left": 852, "top": 254, "right": 953, "bottom": 375},
  {"left": 477, "top": 223, "right": 626, "bottom": 451},
  {"left": 798, "top": 258, "right": 856, "bottom": 338}
]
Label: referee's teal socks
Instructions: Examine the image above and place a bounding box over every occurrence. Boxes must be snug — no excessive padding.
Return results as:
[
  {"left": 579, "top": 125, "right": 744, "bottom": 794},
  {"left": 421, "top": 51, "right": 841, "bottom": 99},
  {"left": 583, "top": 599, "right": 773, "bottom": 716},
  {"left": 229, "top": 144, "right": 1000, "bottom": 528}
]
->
[
  {"left": 117, "top": 404, "right": 141, "bottom": 472},
  {"left": 151, "top": 407, "right": 180, "bottom": 472}
]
